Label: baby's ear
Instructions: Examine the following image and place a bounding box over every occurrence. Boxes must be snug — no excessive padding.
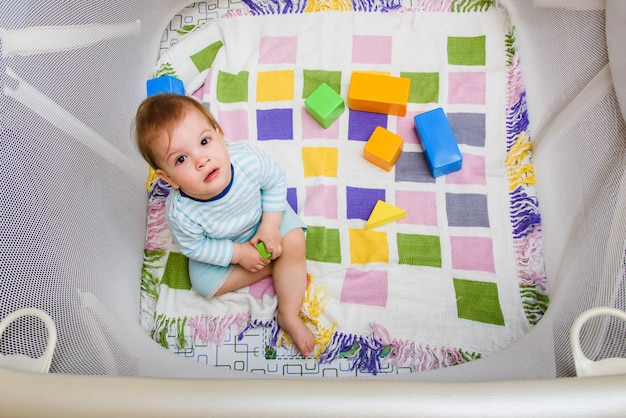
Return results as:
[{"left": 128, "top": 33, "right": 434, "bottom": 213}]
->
[{"left": 155, "top": 168, "right": 179, "bottom": 189}]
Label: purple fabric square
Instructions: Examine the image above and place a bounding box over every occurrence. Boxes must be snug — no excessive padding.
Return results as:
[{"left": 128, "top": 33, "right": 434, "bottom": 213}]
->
[
  {"left": 348, "top": 110, "right": 387, "bottom": 141},
  {"left": 287, "top": 187, "right": 298, "bottom": 213},
  {"left": 395, "top": 151, "right": 435, "bottom": 183},
  {"left": 346, "top": 186, "right": 386, "bottom": 220},
  {"left": 341, "top": 268, "right": 388, "bottom": 307},
  {"left": 256, "top": 109, "right": 293, "bottom": 140}
]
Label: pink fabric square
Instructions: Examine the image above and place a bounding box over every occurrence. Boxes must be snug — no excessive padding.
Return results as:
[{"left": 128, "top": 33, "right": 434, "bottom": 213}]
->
[
  {"left": 341, "top": 268, "right": 388, "bottom": 307},
  {"left": 258, "top": 36, "right": 298, "bottom": 64},
  {"left": 395, "top": 190, "right": 437, "bottom": 226},
  {"left": 450, "top": 236, "right": 495, "bottom": 273},
  {"left": 352, "top": 35, "right": 392, "bottom": 64},
  {"left": 301, "top": 108, "right": 340, "bottom": 139},
  {"left": 304, "top": 185, "right": 337, "bottom": 218},
  {"left": 448, "top": 72, "right": 486, "bottom": 105},
  {"left": 196, "top": 67, "right": 213, "bottom": 99},
  {"left": 396, "top": 112, "right": 420, "bottom": 145},
  {"left": 248, "top": 276, "right": 275, "bottom": 299},
  {"left": 217, "top": 109, "right": 248, "bottom": 142},
  {"left": 445, "top": 153, "right": 486, "bottom": 185}
]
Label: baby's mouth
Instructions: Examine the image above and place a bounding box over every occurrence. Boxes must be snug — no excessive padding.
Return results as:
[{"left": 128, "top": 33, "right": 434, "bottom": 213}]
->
[{"left": 205, "top": 167, "right": 219, "bottom": 182}]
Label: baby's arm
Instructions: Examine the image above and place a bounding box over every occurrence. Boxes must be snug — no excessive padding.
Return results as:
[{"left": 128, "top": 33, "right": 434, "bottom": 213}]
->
[
  {"left": 173, "top": 221, "right": 268, "bottom": 272},
  {"left": 168, "top": 212, "right": 237, "bottom": 267}
]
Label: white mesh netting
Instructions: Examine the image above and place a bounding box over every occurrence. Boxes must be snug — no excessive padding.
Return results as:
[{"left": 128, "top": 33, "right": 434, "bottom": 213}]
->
[{"left": 1, "top": 0, "right": 625, "bottom": 381}]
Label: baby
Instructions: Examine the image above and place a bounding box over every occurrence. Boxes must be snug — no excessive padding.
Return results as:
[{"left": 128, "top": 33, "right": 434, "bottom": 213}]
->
[{"left": 134, "top": 94, "right": 314, "bottom": 357}]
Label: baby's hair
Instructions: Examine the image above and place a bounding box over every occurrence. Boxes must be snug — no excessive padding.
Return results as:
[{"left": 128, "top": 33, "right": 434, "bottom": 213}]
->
[{"left": 134, "top": 94, "right": 222, "bottom": 170}]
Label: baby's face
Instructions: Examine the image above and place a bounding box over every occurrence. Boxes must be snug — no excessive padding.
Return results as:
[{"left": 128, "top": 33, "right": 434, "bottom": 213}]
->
[{"left": 155, "top": 107, "right": 231, "bottom": 201}]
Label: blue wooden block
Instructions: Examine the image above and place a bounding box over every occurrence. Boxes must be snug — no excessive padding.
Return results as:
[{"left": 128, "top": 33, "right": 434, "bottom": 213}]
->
[
  {"left": 414, "top": 107, "right": 462, "bottom": 177},
  {"left": 147, "top": 76, "right": 185, "bottom": 97}
]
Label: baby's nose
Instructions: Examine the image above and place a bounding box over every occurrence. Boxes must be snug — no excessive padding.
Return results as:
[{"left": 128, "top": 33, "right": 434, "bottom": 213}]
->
[{"left": 195, "top": 155, "right": 210, "bottom": 169}]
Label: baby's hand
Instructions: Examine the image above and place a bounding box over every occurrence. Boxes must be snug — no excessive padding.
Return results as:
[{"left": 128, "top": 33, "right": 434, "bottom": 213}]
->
[
  {"left": 251, "top": 227, "right": 282, "bottom": 259},
  {"left": 253, "top": 212, "right": 284, "bottom": 259},
  {"left": 235, "top": 242, "right": 270, "bottom": 272}
]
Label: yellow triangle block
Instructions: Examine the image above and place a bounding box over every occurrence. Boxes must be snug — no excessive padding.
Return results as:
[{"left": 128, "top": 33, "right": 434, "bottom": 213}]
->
[{"left": 365, "top": 200, "right": 406, "bottom": 229}]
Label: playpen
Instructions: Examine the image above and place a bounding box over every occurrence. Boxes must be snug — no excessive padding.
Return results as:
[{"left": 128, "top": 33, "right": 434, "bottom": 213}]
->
[{"left": 1, "top": 0, "right": 626, "bottom": 416}]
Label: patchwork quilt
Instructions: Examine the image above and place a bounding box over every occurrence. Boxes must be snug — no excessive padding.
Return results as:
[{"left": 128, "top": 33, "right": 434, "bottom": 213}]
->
[{"left": 140, "top": 0, "right": 548, "bottom": 376}]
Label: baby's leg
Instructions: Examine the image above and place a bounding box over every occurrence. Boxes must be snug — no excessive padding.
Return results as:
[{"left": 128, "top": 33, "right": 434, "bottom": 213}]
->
[
  {"left": 271, "top": 228, "right": 315, "bottom": 357},
  {"left": 215, "top": 264, "right": 272, "bottom": 296}
]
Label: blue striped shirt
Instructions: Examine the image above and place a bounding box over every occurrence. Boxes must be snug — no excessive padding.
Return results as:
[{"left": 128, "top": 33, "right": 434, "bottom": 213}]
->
[{"left": 165, "top": 142, "right": 287, "bottom": 266}]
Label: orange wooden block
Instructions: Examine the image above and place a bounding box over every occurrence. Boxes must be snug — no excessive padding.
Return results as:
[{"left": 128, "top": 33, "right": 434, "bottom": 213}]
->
[
  {"left": 348, "top": 72, "right": 411, "bottom": 116},
  {"left": 363, "top": 126, "right": 404, "bottom": 171}
]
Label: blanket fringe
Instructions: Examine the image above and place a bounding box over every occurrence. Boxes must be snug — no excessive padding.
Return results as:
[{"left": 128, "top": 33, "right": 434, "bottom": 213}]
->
[
  {"left": 243, "top": 0, "right": 402, "bottom": 14},
  {"left": 315, "top": 323, "right": 481, "bottom": 375},
  {"left": 188, "top": 312, "right": 252, "bottom": 346},
  {"left": 505, "top": 26, "right": 549, "bottom": 325},
  {"left": 451, "top": 0, "right": 496, "bottom": 13},
  {"left": 152, "top": 314, "right": 188, "bottom": 349},
  {"left": 242, "top": 0, "right": 500, "bottom": 14}
]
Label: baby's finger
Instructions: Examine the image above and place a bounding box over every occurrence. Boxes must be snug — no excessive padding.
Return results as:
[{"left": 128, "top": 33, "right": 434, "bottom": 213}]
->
[{"left": 270, "top": 244, "right": 283, "bottom": 260}]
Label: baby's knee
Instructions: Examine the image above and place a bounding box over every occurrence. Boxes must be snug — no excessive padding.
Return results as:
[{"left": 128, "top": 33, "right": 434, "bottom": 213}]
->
[{"left": 284, "top": 228, "right": 306, "bottom": 255}]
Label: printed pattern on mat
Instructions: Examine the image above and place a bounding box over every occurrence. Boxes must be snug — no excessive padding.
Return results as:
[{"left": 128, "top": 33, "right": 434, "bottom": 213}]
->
[{"left": 141, "top": 0, "right": 547, "bottom": 376}]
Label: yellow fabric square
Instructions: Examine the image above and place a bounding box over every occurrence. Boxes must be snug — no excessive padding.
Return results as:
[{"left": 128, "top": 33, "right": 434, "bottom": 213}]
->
[
  {"left": 257, "top": 70, "right": 295, "bottom": 102},
  {"left": 302, "top": 147, "right": 338, "bottom": 177},
  {"left": 349, "top": 228, "right": 389, "bottom": 264}
]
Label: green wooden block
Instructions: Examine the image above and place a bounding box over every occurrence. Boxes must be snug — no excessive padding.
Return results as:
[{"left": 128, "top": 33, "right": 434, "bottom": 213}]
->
[
  {"left": 304, "top": 83, "right": 345, "bottom": 128},
  {"left": 256, "top": 241, "right": 272, "bottom": 259}
]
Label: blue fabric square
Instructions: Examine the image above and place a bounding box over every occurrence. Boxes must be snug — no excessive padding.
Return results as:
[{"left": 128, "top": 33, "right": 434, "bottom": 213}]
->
[
  {"left": 347, "top": 110, "right": 387, "bottom": 141},
  {"left": 346, "top": 186, "right": 386, "bottom": 220},
  {"left": 395, "top": 151, "right": 435, "bottom": 183},
  {"left": 257, "top": 109, "right": 293, "bottom": 140}
]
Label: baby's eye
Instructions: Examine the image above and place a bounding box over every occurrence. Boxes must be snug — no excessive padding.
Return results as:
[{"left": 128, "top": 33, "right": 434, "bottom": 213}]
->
[
  {"left": 201, "top": 137, "right": 210, "bottom": 145},
  {"left": 175, "top": 155, "right": 187, "bottom": 165}
]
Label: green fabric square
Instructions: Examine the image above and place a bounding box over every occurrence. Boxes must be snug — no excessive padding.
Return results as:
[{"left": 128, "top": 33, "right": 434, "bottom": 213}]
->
[
  {"left": 302, "top": 70, "right": 342, "bottom": 98},
  {"left": 396, "top": 233, "right": 442, "bottom": 268},
  {"left": 306, "top": 226, "right": 342, "bottom": 264},
  {"left": 447, "top": 36, "right": 486, "bottom": 66},
  {"left": 453, "top": 278, "right": 505, "bottom": 326},
  {"left": 217, "top": 70, "right": 249, "bottom": 103},
  {"left": 190, "top": 40, "right": 223, "bottom": 72},
  {"left": 400, "top": 72, "right": 439, "bottom": 103},
  {"left": 162, "top": 252, "right": 192, "bottom": 290}
]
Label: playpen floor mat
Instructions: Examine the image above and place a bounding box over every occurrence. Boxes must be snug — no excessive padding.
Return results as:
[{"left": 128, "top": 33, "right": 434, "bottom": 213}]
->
[{"left": 140, "top": 0, "right": 548, "bottom": 377}]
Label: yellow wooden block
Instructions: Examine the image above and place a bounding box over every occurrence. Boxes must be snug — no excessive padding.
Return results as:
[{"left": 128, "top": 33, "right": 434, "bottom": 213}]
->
[
  {"left": 366, "top": 200, "right": 406, "bottom": 230},
  {"left": 363, "top": 126, "right": 404, "bottom": 171},
  {"left": 348, "top": 72, "right": 411, "bottom": 116}
]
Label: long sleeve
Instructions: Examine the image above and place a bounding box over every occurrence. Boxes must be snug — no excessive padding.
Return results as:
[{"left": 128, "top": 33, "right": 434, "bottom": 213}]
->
[
  {"left": 238, "top": 144, "right": 286, "bottom": 213},
  {"left": 166, "top": 198, "right": 234, "bottom": 266}
]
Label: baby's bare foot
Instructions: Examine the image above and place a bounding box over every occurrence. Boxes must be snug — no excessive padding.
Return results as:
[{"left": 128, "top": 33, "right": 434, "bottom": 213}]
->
[{"left": 278, "top": 313, "right": 315, "bottom": 357}]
